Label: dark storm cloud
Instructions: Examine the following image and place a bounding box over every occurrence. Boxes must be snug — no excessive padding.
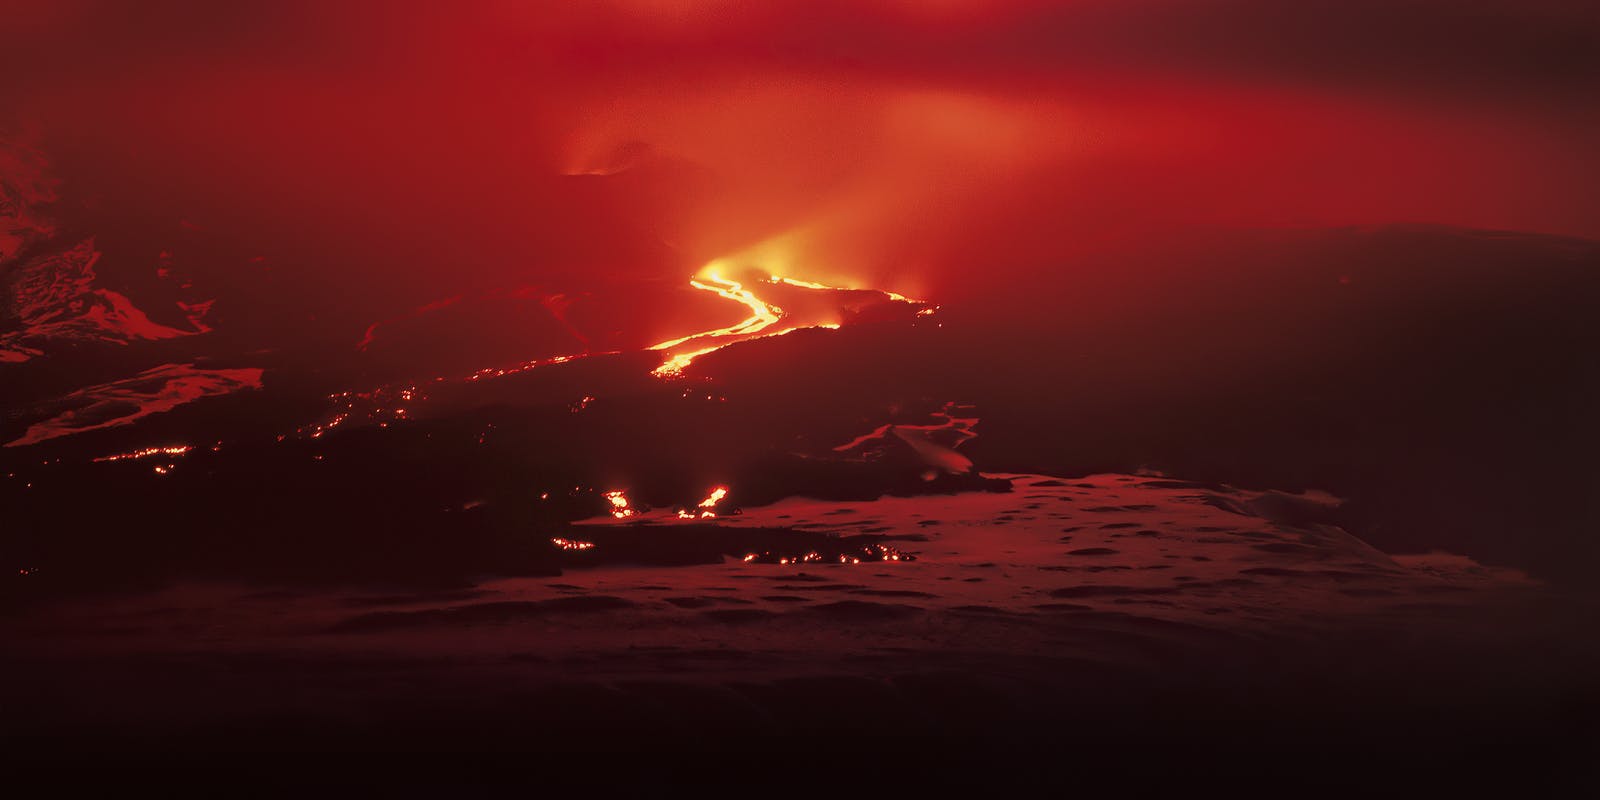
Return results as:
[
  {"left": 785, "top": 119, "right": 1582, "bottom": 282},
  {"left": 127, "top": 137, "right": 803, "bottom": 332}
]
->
[
  {"left": 4, "top": 1, "right": 1595, "bottom": 100},
  {"left": 989, "top": 1, "right": 1600, "bottom": 102}
]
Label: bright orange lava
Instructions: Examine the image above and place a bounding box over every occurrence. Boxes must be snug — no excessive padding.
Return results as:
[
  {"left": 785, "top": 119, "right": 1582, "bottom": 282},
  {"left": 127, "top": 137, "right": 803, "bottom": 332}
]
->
[
  {"left": 698, "top": 486, "right": 728, "bottom": 508},
  {"left": 279, "top": 263, "right": 929, "bottom": 444},
  {"left": 646, "top": 267, "right": 922, "bottom": 378},
  {"left": 92, "top": 445, "right": 193, "bottom": 463},
  {"left": 678, "top": 485, "right": 730, "bottom": 518},
  {"left": 647, "top": 272, "right": 784, "bottom": 378},
  {"left": 603, "top": 490, "right": 636, "bottom": 519}
]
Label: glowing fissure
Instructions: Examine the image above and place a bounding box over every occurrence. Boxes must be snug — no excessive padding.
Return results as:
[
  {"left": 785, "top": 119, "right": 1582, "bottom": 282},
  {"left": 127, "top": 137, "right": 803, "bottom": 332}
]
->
[{"left": 92, "top": 445, "right": 192, "bottom": 463}]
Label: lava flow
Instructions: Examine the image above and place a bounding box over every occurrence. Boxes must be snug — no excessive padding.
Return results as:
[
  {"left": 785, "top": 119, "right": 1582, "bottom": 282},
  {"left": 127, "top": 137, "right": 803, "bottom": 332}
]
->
[
  {"left": 646, "top": 265, "right": 927, "bottom": 378},
  {"left": 677, "top": 486, "right": 729, "bottom": 519},
  {"left": 90, "top": 445, "right": 193, "bottom": 463},
  {"left": 275, "top": 263, "right": 930, "bottom": 443},
  {"left": 603, "top": 490, "right": 636, "bottom": 520}
]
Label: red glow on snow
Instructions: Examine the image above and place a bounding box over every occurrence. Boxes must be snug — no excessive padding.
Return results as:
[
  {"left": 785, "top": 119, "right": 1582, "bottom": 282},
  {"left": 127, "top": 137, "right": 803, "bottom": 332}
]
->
[
  {"left": 6, "top": 364, "right": 264, "bottom": 448},
  {"left": 740, "top": 544, "right": 914, "bottom": 566},
  {"left": 0, "top": 239, "right": 215, "bottom": 363},
  {"left": 833, "top": 401, "right": 981, "bottom": 475}
]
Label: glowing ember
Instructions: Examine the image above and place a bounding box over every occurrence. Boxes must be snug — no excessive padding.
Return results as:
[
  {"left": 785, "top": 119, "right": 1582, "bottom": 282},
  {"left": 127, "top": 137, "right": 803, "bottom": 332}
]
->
[
  {"left": 767, "top": 275, "right": 831, "bottom": 290},
  {"left": 741, "top": 543, "right": 915, "bottom": 565},
  {"left": 767, "top": 275, "right": 926, "bottom": 305},
  {"left": 466, "top": 353, "right": 596, "bottom": 382},
  {"left": 550, "top": 537, "right": 596, "bottom": 551},
  {"left": 651, "top": 348, "right": 712, "bottom": 380},
  {"left": 675, "top": 486, "right": 730, "bottom": 519},
  {"left": 699, "top": 486, "right": 729, "bottom": 508},
  {"left": 603, "top": 490, "right": 636, "bottom": 519},
  {"left": 293, "top": 388, "right": 402, "bottom": 441},
  {"left": 92, "top": 445, "right": 192, "bottom": 463}
]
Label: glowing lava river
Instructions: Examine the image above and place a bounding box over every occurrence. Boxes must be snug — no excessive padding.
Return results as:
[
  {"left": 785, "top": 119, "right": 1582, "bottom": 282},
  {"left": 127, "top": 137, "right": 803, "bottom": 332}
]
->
[
  {"left": 647, "top": 265, "right": 932, "bottom": 378},
  {"left": 281, "top": 263, "right": 937, "bottom": 442}
]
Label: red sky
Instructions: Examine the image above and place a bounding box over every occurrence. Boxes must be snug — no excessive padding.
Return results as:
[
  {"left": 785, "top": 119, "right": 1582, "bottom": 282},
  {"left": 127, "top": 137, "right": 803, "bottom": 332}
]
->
[{"left": 2, "top": 0, "right": 1595, "bottom": 308}]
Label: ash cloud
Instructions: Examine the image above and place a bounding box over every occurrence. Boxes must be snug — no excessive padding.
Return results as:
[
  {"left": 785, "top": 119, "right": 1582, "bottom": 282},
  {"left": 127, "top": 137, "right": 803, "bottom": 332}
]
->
[{"left": 0, "top": 0, "right": 1593, "bottom": 337}]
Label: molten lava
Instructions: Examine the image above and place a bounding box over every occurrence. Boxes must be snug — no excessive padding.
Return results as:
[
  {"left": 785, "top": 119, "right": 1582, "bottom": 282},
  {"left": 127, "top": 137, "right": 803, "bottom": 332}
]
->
[
  {"left": 699, "top": 486, "right": 728, "bottom": 509},
  {"left": 647, "top": 271, "right": 784, "bottom": 378},
  {"left": 603, "top": 490, "right": 636, "bottom": 519},
  {"left": 646, "top": 265, "right": 924, "bottom": 378},
  {"left": 278, "top": 261, "right": 928, "bottom": 443},
  {"left": 739, "top": 543, "right": 915, "bottom": 565},
  {"left": 92, "top": 445, "right": 193, "bottom": 463},
  {"left": 677, "top": 486, "right": 730, "bottom": 519}
]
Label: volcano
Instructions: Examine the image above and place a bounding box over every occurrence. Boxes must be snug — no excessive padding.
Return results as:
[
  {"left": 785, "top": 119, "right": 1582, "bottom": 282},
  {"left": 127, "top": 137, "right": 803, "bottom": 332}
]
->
[{"left": 3, "top": 1, "right": 1599, "bottom": 792}]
